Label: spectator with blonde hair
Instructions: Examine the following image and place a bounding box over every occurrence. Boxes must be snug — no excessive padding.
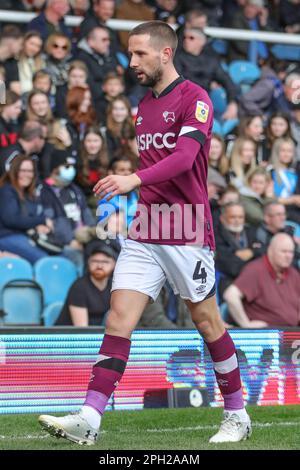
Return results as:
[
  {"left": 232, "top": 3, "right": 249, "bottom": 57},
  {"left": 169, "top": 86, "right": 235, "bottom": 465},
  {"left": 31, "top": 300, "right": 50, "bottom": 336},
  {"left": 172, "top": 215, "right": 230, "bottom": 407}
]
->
[
  {"left": 270, "top": 137, "right": 300, "bottom": 224},
  {"left": 208, "top": 133, "right": 229, "bottom": 178},
  {"left": 240, "top": 167, "right": 274, "bottom": 226},
  {"left": 44, "top": 33, "right": 72, "bottom": 88},
  {"left": 103, "top": 95, "right": 135, "bottom": 160},
  {"left": 10, "top": 31, "right": 45, "bottom": 95},
  {"left": 55, "top": 60, "right": 89, "bottom": 118},
  {"left": 229, "top": 137, "right": 257, "bottom": 189}
]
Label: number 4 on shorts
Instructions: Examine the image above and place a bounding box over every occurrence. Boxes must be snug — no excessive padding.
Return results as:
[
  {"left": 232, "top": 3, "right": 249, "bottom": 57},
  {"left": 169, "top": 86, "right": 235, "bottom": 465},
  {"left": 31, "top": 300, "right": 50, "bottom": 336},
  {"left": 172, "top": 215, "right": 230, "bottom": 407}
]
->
[{"left": 193, "top": 261, "right": 207, "bottom": 284}]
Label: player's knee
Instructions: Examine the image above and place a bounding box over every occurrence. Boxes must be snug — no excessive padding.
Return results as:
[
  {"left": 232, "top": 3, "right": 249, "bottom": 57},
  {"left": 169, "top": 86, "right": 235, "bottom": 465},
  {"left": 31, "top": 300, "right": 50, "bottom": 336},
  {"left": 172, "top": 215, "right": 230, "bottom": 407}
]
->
[
  {"left": 105, "top": 307, "right": 135, "bottom": 338},
  {"left": 194, "top": 319, "right": 212, "bottom": 336}
]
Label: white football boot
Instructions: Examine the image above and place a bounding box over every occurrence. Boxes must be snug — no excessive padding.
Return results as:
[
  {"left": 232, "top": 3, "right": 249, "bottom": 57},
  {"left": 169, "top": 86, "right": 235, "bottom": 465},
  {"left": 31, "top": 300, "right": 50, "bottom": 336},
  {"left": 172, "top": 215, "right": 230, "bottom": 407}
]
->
[
  {"left": 38, "top": 412, "right": 99, "bottom": 446},
  {"left": 209, "top": 412, "right": 252, "bottom": 443}
]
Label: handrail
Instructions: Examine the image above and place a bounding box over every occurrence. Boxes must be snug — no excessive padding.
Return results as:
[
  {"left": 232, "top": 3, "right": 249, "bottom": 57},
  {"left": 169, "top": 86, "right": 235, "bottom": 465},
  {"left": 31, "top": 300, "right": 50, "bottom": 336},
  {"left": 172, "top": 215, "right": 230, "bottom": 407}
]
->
[{"left": 0, "top": 10, "right": 300, "bottom": 45}]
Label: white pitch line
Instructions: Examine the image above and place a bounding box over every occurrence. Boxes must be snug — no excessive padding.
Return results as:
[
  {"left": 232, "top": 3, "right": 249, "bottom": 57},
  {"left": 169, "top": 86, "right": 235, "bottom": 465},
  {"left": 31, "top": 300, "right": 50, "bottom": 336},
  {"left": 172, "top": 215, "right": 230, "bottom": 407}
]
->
[
  {"left": 0, "top": 422, "right": 299, "bottom": 440},
  {"left": 145, "top": 421, "right": 300, "bottom": 433}
]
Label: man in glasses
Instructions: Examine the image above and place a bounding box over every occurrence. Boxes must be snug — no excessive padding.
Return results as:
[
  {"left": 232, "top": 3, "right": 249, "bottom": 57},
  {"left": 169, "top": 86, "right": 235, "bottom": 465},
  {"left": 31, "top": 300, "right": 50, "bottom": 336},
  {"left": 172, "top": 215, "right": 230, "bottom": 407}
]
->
[
  {"left": 28, "top": 0, "right": 71, "bottom": 41},
  {"left": 175, "top": 27, "right": 239, "bottom": 121},
  {"left": 40, "top": 21, "right": 251, "bottom": 446}
]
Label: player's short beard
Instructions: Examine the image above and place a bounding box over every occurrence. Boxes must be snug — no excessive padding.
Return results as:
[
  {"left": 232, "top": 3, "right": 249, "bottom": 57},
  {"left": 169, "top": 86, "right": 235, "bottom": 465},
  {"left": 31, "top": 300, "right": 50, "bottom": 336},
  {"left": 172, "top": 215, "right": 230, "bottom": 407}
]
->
[{"left": 140, "top": 66, "right": 163, "bottom": 88}]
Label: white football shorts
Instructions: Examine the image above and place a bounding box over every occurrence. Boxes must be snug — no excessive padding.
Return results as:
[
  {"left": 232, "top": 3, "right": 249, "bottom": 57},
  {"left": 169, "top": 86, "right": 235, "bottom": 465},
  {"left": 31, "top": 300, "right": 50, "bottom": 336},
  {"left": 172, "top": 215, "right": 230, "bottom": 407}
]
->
[{"left": 111, "top": 238, "right": 216, "bottom": 303}]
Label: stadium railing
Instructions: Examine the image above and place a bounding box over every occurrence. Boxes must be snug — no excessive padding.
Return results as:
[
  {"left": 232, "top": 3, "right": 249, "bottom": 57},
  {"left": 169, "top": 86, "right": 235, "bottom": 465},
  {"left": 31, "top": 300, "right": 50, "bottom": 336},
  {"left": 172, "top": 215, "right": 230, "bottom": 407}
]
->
[{"left": 1, "top": 10, "right": 300, "bottom": 45}]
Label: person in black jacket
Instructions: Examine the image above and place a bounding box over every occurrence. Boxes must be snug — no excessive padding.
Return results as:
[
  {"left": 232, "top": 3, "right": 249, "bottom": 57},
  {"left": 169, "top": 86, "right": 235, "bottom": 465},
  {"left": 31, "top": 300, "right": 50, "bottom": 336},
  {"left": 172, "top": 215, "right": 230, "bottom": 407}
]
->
[
  {"left": 174, "top": 28, "right": 239, "bottom": 121},
  {"left": 78, "top": 0, "right": 121, "bottom": 55},
  {"left": 0, "top": 121, "right": 46, "bottom": 177},
  {"left": 0, "top": 154, "right": 52, "bottom": 263},
  {"left": 215, "top": 202, "right": 260, "bottom": 298},
  {"left": 76, "top": 26, "right": 120, "bottom": 107},
  {"left": 0, "top": 90, "right": 22, "bottom": 149}
]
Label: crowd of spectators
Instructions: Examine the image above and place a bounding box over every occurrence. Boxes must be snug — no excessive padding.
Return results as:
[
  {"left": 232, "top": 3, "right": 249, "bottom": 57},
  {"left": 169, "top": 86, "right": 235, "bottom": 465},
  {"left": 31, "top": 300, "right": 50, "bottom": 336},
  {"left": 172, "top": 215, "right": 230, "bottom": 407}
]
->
[{"left": 0, "top": 0, "right": 299, "bottom": 328}]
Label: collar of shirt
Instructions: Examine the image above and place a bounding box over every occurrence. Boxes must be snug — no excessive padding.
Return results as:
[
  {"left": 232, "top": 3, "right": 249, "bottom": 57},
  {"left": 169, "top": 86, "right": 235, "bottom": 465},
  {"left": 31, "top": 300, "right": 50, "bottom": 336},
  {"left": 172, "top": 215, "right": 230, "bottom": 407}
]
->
[
  {"left": 263, "top": 254, "right": 288, "bottom": 284},
  {"left": 152, "top": 75, "right": 185, "bottom": 99}
]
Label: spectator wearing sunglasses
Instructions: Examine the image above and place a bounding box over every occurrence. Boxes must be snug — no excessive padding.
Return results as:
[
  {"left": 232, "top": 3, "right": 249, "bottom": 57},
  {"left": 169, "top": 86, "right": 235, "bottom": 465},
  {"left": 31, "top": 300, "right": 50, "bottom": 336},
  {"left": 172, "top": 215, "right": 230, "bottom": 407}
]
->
[
  {"left": 27, "top": 0, "right": 71, "bottom": 41},
  {"left": 44, "top": 33, "right": 72, "bottom": 89}
]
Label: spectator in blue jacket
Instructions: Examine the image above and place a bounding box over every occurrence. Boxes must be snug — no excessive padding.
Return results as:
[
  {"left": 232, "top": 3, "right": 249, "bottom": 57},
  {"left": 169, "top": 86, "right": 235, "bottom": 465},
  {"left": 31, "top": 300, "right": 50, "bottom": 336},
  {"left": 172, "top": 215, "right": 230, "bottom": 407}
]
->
[
  {"left": 0, "top": 154, "right": 52, "bottom": 263},
  {"left": 27, "top": 0, "right": 71, "bottom": 41}
]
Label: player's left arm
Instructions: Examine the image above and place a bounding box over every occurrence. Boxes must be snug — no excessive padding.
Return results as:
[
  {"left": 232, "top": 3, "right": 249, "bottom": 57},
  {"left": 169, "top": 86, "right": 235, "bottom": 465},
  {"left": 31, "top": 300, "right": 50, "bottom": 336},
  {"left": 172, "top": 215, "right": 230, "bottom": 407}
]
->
[
  {"left": 93, "top": 89, "right": 212, "bottom": 199},
  {"left": 132, "top": 89, "right": 213, "bottom": 186}
]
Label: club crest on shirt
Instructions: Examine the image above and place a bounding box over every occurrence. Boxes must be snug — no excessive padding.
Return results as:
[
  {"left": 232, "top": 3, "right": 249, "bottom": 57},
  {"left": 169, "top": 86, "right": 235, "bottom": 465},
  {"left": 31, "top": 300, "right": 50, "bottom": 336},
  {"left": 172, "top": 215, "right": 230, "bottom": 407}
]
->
[
  {"left": 136, "top": 116, "right": 143, "bottom": 126},
  {"left": 195, "top": 101, "right": 209, "bottom": 123},
  {"left": 162, "top": 111, "right": 175, "bottom": 123}
]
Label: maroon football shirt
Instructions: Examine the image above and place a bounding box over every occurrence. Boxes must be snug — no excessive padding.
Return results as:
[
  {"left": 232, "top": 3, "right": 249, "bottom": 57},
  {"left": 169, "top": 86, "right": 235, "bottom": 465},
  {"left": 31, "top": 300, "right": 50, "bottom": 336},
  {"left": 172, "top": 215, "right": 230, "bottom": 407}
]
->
[{"left": 128, "top": 77, "right": 215, "bottom": 249}]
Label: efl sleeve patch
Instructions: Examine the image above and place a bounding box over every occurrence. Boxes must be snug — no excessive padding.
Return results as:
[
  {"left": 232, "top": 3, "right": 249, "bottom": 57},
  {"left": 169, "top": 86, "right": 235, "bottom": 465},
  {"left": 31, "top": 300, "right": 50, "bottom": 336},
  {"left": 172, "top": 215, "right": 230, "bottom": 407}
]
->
[{"left": 195, "top": 101, "right": 209, "bottom": 123}]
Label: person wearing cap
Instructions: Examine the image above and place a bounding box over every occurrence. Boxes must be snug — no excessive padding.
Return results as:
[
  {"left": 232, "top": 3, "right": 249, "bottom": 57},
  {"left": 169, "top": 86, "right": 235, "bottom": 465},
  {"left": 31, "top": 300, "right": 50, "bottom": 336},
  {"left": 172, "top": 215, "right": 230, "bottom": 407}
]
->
[
  {"left": 56, "top": 239, "right": 118, "bottom": 326},
  {"left": 37, "top": 148, "right": 95, "bottom": 269},
  {"left": 227, "top": 0, "right": 274, "bottom": 63}
]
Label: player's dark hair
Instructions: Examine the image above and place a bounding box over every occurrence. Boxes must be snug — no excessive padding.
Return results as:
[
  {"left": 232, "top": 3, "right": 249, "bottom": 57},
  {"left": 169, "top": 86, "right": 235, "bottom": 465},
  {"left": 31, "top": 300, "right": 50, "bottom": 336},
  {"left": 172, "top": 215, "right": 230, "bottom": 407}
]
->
[{"left": 129, "top": 21, "right": 178, "bottom": 55}]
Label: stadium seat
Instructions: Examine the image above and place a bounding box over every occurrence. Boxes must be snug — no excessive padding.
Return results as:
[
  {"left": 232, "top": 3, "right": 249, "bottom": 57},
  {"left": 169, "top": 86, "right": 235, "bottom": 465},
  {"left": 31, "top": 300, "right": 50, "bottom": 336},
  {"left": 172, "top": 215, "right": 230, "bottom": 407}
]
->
[
  {"left": 228, "top": 61, "right": 261, "bottom": 91},
  {"left": 34, "top": 257, "right": 77, "bottom": 306},
  {"left": 271, "top": 44, "right": 300, "bottom": 62},
  {"left": 210, "top": 87, "right": 228, "bottom": 116},
  {"left": 286, "top": 220, "right": 300, "bottom": 238},
  {"left": 42, "top": 301, "right": 64, "bottom": 326},
  {"left": 2, "top": 280, "right": 43, "bottom": 325},
  {"left": 0, "top": 257, "right": 33, "bottom": 310},
  {"left": 211, "top": 39, "right": 228, "bottom": 56}
]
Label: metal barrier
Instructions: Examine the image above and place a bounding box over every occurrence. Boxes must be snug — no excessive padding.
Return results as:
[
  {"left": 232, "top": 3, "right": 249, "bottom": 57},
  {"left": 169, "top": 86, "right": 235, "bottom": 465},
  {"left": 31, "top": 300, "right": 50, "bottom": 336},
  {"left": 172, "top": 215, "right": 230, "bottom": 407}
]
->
[{"left": 1, "top": 9, "right": 300, "bottom": 44}]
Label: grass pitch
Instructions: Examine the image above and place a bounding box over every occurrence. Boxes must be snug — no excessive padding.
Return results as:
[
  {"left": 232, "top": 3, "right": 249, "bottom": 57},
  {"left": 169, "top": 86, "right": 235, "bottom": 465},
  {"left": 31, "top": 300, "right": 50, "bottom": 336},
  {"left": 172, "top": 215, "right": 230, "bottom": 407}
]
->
[{"left": 0, "top": 405, "right": 299, "bottom": 450}]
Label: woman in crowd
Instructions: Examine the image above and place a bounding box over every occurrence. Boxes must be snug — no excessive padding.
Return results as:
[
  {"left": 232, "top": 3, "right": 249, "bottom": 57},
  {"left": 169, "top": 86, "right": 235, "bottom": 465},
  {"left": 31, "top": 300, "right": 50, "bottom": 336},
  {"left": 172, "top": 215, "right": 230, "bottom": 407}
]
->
[
  {"left": 0, "top": 154, "right": 52, "bottom": 263},
  {"left": 265, "top": 112, "right": 293, "bottom": 163},
  {"left": 55, "top": 60, "right": 89, "bottom": 119},
  {"left": 15, "top": 31, "right": 45, "bottom": 95},
  {"left": 239, "top": 167, "right": 274, "bottom": 226},
  {"left": 76, "top": 126, "right": 109, "bottom": 209},
  {"left": 0, "top": 90, "right": 22, "bottom": 148},
  {"left": 229, "top": 137, "right": 257, "bottom": 189},
  {"left": 26, "top": 89, "right": 53, "bottom": 130},
  {"left": 103, "top": 95, "right": 135, "bottom": 160},
  {"left": 208, "top": 133, "right": 229, "bottom": 179},
  {"left": 44, "top": 33, "right": 72, "bottom": 89},
  {"left": 270, "top": 137, "right": 300, "bottom": 224},
  {"left": 238, "top": 115, "right": 267, "bottom": 165},
  {"left": 66, "top": 85, "right": 97, "bottom": 147}
]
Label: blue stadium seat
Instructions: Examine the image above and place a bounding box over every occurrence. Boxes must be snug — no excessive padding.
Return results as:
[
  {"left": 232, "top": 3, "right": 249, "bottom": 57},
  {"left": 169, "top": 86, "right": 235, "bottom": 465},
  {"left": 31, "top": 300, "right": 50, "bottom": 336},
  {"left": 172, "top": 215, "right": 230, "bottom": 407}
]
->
[
  {"left": 228, "top": 61, "right": 261, "bottom": 87},
  {"left": 0, "top": 257, "right": 33, "bottom": 309},
  {"left": 286, "top": 220, "right": 300, "bottom": 238},
  {"left": 34, "top": 256, "right": 77, "bottom": 306},
  {"left": 2, "top": 280, "right": 43, "bottom": 325},
  {"left": 42, "top": 301, "right": 64, "bottom": 326},
  {"left": 211, "top": 39, "right": 228, "bottom": 56},
  {"left": 210, "top": 87, "right": 228, "bottom": 116},
  {"left": 271, "top": 45, "right": 300, "bottom": 62}
]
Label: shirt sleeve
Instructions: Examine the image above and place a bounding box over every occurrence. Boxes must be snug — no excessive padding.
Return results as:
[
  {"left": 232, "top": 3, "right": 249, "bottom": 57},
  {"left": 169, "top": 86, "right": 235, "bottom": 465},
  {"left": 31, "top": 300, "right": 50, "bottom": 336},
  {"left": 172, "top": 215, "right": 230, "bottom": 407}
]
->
[
  {"left": 67, "top": 279, "right": 87, "bottom": 308},
  {"left": 136, "top": 85, "right": 213, "bottom": 186},
  {"left": 234, "top": 262, "right": 260, "bottom": 303}
]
